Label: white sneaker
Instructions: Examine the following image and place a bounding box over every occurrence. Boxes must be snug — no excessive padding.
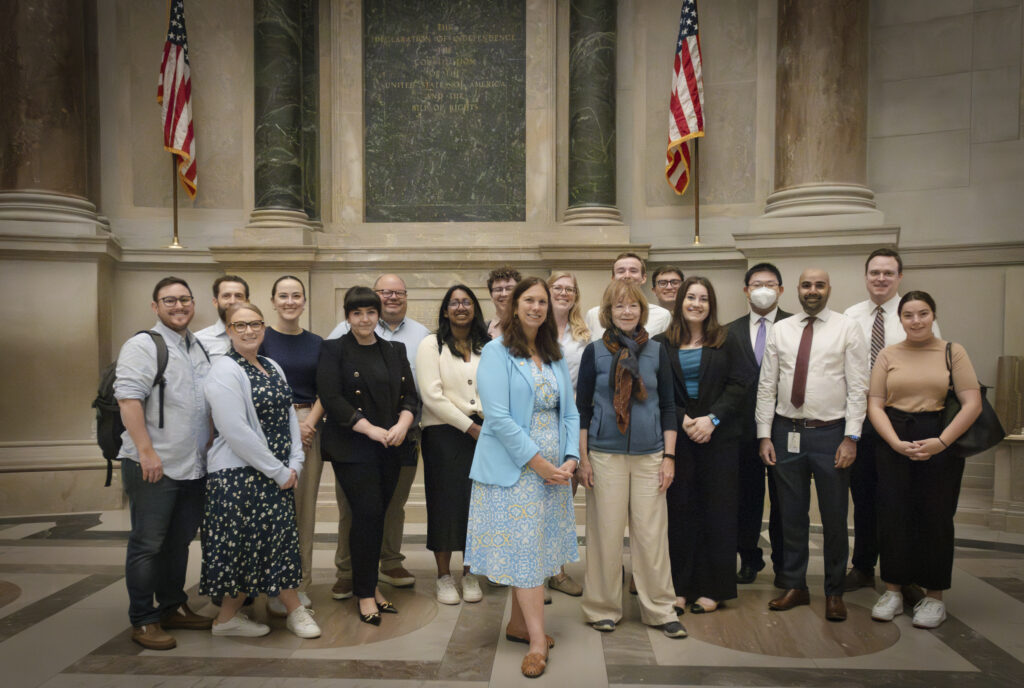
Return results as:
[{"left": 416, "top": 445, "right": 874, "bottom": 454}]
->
[
  {"left": 462, "top": 574, "right": 483, "bottom": 603},
  {"left": 286, "top": 606, "right": 321, "bottom": 638},
  {"left": 912, "top": 597, "right": 946, "bottom": 628},
  {"left": 436, "top": 574, "right": 461, "bottom": 605},
  {"left": 211, "top": 613, "right": 270, "bottom": 637},
  {"left": 871, "top": 590, "right": 903, "bottom": 621},
  {"left": 267, "top": 591, "right": 313, "bottom": 617}
]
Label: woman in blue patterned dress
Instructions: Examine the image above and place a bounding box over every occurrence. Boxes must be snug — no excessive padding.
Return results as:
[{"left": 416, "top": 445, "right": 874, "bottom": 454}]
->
[
  {"left": 202, "top": 303, "right": 321, "bottom": 640},
  {"left": 464, "top": 277, "right": 580, "bottom": 679}
]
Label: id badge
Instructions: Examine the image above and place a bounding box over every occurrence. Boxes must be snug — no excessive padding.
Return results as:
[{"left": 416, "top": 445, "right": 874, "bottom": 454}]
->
[{"left": 787, "top": 431, "right": 801, "bottom": 454}]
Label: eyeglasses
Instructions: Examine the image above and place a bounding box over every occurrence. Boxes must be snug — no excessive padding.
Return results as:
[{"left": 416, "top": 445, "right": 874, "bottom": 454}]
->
[
  {"left": 448, "top": 299, "right": 473, "bottom": 309},
  {"left": 158, "top": 295, "right": 194, "bottom": 306},
  {"left": 491, "top": 286, "right": 515, "bottom": 294},
  {"left": 550, "top": 286, "right": 576, "bottom": 295},
  {"left": 654, "top": 279, "right": 682, "bottom": 288},
  {"left": 748, "top": 281, "right": 779, "bottom": 289},
  {"left": 375, "top": 289, "right": 407, "bottom": 298},
  {"left": 228, "top": 320, "right": 265, "bottom": 333}
]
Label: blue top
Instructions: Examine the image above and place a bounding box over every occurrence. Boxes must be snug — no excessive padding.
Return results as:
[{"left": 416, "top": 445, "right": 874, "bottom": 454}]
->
[
  {"left": 259, "top": 328, "right": 323, "bottom": 404},
  {"left": 470, "top": 338, "right": 580, "bottom": 487},
  {"left": 678, "top": 349, "right": 702, "bottom": 399}
]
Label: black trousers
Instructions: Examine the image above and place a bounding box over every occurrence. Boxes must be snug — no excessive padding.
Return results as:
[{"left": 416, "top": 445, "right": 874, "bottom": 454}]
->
[
  {"left": 331, "top": 450, "right": 401, "bottom": 599},
  {"left": 736, "top": 436, "right": 783, "bottom": 571},
  {"left": 877, "top": 409, "right": 965, "bottom": 591},
  {"left": 849, "top": 420, "right": 880, "bottom": 573},
  {"left": 771, "top": 418, "right": 849, "bottom": 596}
]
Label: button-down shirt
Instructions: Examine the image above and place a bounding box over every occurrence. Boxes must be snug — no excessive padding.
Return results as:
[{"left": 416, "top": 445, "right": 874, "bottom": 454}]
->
[
  {"left": 584, "top": 302, "right": 671, "bottom": 341},
  {"left": 327, "top": 317, "right": 430, "bottom": 384},
  {"left": 755, "top": 308, "right": 868, "bottom": 439},
  {"left": 113, "top": 321, "right": 212, "bottom": 480},
  {"left": 748, "top": 307, "right": 781, "bottom": 350},
  {"left": 844, "top": 294, "right": 941, "bottom": 353},
  {"left": 195, "top": 320, "right": 232, "bottom": 358}
]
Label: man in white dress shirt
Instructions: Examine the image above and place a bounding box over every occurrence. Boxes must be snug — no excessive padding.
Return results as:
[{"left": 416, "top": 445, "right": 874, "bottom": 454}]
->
[
  {"left": 195, "top": 275, "right": 249, "bottom": 358},
  {"left": 841, "top": 248, "right": 938, "bottom": 596},
  {"left": 756, "top": 268, "right": 868, "bottom": 622},
  {"left": 327, "top": 274, "right": 429, "bottom": 598},
  {"left": 584, "top": 253, "right": 672, "bottom": 340}
]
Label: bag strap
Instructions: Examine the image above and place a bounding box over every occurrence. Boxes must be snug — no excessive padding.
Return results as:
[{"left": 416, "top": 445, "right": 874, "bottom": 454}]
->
[
  {"left": 137, "top": 330, "right": 169, "bottom": 429},
  {"left": 945, "top": 341, "right": 954, "bottom": 391}
]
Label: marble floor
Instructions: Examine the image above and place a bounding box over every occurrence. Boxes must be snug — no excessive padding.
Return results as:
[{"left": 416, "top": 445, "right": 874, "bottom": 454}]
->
[{"left": 2, "top": 511, "right": 1024, "bottom": 687}]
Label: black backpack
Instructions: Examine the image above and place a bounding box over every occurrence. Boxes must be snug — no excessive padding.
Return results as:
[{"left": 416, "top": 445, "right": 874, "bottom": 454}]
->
[{"left": 93, "top": 331, "right": 169, "bottom": 486}]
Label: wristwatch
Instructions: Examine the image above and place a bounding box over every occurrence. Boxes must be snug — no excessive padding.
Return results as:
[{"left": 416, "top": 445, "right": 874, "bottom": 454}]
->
[
  {"left": 708, "top": 413, "right": 720, "bottom": 426},
  {"left": 846, "top": 434, "right": 860, "bottom": 442}
]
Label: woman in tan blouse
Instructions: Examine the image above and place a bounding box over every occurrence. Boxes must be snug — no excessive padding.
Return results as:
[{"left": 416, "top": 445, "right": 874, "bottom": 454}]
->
[{"left": 866, "top": 291, "right": 981, "bottom": 630}]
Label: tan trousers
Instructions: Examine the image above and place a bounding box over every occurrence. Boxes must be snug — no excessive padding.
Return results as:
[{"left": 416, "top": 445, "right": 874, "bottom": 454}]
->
[
  {"left": 293, "top": 406, "right": 322, "bottom": 591},
  {"left": 581, "top": 450, "right": 677, "bottom": 626},
  {"left": 334, "top": 461, "right": 417, "bottom": 579}
]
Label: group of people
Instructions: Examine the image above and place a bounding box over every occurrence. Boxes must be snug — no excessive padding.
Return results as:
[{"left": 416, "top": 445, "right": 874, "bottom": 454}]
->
[{"left": 113, "top": 248, "right": 982, "bottom": 678}]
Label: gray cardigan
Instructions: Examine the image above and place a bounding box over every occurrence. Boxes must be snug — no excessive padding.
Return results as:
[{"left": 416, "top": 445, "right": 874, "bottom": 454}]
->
[{"left": 204, "top": 355, "right": 305, "bottom": 486}]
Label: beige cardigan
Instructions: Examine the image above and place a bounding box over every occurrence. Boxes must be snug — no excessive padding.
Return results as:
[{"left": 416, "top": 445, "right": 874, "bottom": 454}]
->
[{"left": 415, "top": 336, "right": 483, "bottom": 432}]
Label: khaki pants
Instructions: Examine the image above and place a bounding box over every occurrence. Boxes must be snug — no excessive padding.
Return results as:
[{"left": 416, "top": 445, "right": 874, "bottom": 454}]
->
[
  {"left": 293, "top": 406, "right": 322, "bottom": 591},
  {"left": 581, "top": 450, "right": 676, "bottom": 626}
]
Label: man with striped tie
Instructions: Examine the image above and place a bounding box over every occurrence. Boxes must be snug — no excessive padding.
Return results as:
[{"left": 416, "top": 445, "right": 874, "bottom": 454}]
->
[{"left": 842, "top": 249, "right": 939, "bottom": 598}]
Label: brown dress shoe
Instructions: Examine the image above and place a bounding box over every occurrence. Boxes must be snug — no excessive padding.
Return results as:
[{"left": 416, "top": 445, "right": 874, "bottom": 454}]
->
[
  {"left": 331, "top": 579, "right": 354, "bottom": 600},
  {"left": 843, "top": 567, "right": 875, "bottom": 592},
  {"left": 768, "top": 588, "right": 810, "bottom": 611},
  {"left": 826, "top": 595, "right": 847, "bottom": 621},
  {"left": 161, "top": 603, "right": 213, "bottom": 630},
  {"left": 132, "top": 622, "right": 176, "bottom": 650}
]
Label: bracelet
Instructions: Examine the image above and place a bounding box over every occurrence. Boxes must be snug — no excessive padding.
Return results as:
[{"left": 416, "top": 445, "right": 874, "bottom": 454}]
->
[
  {"left": 937, "top": 437, "right": 948, "bottom": 448},
  {"left": 663, "top": 453, "right": 676, "bottom": 459}
]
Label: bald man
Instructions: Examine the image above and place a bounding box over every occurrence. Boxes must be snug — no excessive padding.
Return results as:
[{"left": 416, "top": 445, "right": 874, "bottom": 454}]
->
[{"left": 755, "top": 269, "right": 868, "bottom": 622}]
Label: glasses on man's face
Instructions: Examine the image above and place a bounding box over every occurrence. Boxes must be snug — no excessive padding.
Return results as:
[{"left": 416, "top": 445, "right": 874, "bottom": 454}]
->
[
  {"left": 159, "top": 295, "right": 194, "bottom": 307},
  {"left": 654, "top": 279, "right": 682, "bottom": 289},
  {"left": 228, "top": 320, "right": 265, "bottom": 333},
  {"left": 748, "top": 281, "right": 779, "bottom": 289},
  {"left": 491, "top": 286, "right": 515, "bottom": 294},
  {"left": 550, "top": 286, "right": 576, "bottom": 295},
  {"left": 375, "top": 289, "right": 407, "bottom": 299},
  {"left": 448, "top": 299, "right": 473, "bottom": 310}
]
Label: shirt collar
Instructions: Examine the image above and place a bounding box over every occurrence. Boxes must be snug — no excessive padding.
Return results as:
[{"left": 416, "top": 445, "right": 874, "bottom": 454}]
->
[
  {"left": 152, "top": 320, "right": 189, "bottom": 347},
  {"left": 879, "top": 293, "right": 901, "bottom": 314},
  {"left": 750, "top": 307, "right": 779, "bottom": 325},
  {"left": 800, "top": 307, "right": 832, "bottom": 323},
  {"left": 377, "top": 318, "right": 406, "bottom": 335}
]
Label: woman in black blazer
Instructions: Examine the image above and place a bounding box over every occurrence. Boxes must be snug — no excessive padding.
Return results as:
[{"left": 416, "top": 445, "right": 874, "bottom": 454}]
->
[
  {"left": 317, "top": 286, "right": 419, "bottom": 625},
  {"left": 655, "top": 277, "right": 748, "bottom": 615}
]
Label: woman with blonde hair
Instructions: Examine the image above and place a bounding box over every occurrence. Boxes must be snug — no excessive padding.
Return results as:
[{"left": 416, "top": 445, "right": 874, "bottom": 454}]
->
[{"left": 547, "top": 271, "right": 590, "bottom": 390}]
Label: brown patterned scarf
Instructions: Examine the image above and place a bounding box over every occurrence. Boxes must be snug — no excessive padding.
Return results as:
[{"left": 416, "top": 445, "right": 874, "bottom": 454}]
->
[{"left": 602, "top": 326, "right": 649, "bottom": 434}]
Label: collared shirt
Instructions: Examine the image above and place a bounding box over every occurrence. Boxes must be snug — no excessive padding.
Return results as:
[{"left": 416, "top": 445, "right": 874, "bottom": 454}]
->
[
  {"left": 195, "top": 320, "right": 232, "bottom": 358},
  {"left": 113, "top": 321, "right": 212, "bottom": 480},
  {"left": 844, "top": 294, "right": 941, "bottom": 353},
  {"left": 559, "top": 322, "right": 588, "bottom": 391},
  {"left": 584, "top": 302, "right": 671, "bottom": 341},
  {"left": 748, "top": 307, "right": 781, "bottom": 350},
  {"left": 755, "top": 308, "right": 868, "bottom": 438},
  {"left": 327, "top": 317, "right": 430, "bottom": 383}
]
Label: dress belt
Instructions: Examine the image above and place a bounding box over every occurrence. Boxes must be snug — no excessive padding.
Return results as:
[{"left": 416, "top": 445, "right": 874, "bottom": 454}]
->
[{"left": 777, "top": 416, "right": 843, "bottom": 429}]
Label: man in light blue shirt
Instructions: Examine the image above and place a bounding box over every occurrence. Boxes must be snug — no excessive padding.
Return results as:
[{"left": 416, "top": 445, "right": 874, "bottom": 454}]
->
[
  {"left": 195, "top": 275, "right": 249, "bottom": 358},
  {"left": 114, "top": 277, "right": 213, "bottom": 650},
  {"left": 326, "top": 274, "right": 428, "bottom": 597}
]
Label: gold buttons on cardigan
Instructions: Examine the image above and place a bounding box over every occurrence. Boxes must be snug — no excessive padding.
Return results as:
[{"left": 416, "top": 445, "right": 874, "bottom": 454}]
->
[
  {"left": 355, "top": 390, "right": 361, "bottom": 395},
  {"left": 354, "top": 371, "right": 360, "bottom": 377}
]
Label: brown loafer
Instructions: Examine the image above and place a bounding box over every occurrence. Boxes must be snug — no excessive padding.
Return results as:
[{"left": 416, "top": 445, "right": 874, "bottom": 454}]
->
[
  {"left": 131, "top": 622, "right": 176, "bottom": 650},
  {"left": 825, "top": 595, "right": 847, "bottom": 621},
  {"left": 843, "top": 567, "right": 875, "bottom": 592},
  {"left": 505, "top": 624, "right": 555, "bottom": 648},
  {"left": 768, "top": 588, "right": 810, "bottom": 611},
  {"left": 161, "top": 603, "right": 213, "bottom": 630},
  {"left": 521, "top": 650, "right": 548, "bottom": 678}
]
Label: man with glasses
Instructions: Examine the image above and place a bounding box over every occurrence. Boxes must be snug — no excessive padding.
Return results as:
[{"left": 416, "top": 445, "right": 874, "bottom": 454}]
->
[
  {"left": 196, "top": 275, "right": 250, "bottom": 357},
  {"left": 726, "top": 263, "right": 790, "bottom": 585},
  {"left": 485, "top": 265, "right": 522, "bottom": 338},
  {"left": 115, "top": 277, "right": 213, "bottom": 649},
  {"left": 650, "top": 265, "right": 685, "bottom": 311},
  {"left": 584, "top": 253, "right": 671, "bottom": 340},
  {"left": 327, "top": 274, "right": 428, "bottom": 596}
]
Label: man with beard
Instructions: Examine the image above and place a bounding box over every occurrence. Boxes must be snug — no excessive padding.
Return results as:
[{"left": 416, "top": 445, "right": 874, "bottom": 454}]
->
[
  {"left": 756, "top": 268, "right": 868, "bottom": 622},
  {"left": 196, "top": 275, "right": 250, "bottom": 358}
]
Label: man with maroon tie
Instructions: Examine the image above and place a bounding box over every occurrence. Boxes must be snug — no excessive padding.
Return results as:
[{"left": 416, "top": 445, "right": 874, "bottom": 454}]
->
[{"left": 755, "top": 269, "right": 868, "bottom": 622}]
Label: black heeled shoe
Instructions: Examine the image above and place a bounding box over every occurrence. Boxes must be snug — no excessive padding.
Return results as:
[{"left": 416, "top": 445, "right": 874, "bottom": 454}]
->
[
  {"left": 358, "top": 609, "right": 381, "bottom": 626},
  {"left": 376, "top": 600, "right": 398, "bottom": 614}
]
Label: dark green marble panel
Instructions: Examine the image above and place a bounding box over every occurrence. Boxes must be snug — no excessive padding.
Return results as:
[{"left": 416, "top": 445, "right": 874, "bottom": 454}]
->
[
  {"left": 364, "top": 0, "right": 526, "bottom": 222},
  {"left": 301, "top": 0, "right": 320, "bottom": 220}
]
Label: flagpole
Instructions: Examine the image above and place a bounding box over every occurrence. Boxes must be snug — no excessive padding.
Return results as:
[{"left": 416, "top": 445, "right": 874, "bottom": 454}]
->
[
  {"left": 692, "top": 139, "right": 701, "bottom": 245},
  {"left": 167, "top": 155, "right": 183, "bottom": 249}
]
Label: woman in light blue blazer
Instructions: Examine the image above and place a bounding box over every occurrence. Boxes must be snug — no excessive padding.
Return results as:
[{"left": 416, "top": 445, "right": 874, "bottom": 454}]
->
[{"left": 464, "top": 277, "right": 580, "bottom": 679}]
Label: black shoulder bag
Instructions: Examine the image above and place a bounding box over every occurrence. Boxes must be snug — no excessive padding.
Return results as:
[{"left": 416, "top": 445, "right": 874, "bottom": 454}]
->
[{"left": 941, "top": 342, "right": 1005, "bottom": 458}]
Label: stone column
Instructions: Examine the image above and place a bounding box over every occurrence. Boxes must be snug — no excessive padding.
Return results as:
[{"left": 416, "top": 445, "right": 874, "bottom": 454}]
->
[
  {"left": 564, "top": 0, "right": 621, "bottom": 225},
  {"left": 0, "top": 0, "right": 105, "bottom": 235},
  {"left": 249, "top": 0, "right": 311, "bottom": 231},
  {"left": 300, "top": 0, "right": 320, "bottom": 225},
  {"left": 763, "top": 0, "right": 879, "bottom": 219}
]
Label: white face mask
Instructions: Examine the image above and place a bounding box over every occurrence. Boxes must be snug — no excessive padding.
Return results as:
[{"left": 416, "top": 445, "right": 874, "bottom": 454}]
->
[{"left": 749, "top": 287, "right": 778, "bottom": 310}]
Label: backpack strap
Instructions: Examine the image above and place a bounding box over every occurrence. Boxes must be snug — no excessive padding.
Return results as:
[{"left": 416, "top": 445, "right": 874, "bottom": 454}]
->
[{"left": 137, "top": 331, "right": 169, "bottom": 429}]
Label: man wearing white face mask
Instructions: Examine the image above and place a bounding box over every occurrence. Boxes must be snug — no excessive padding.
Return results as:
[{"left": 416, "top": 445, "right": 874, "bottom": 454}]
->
[{"left": 725, "top": 264, "right": 791, "bottom": 585}]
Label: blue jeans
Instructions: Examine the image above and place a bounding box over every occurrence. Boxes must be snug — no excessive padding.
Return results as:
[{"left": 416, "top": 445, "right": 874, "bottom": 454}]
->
[{"left": 122, "top": 459, "right": 205, "bottom": 626}]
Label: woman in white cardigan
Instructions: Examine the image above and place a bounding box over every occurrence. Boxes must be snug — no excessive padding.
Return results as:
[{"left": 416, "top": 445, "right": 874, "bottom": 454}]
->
[
  {"left": 201, "top": 303, "right": 320, "bottom": 640},
  {"left": 415, "top": 285, "right": 491, "bottom": 606}
]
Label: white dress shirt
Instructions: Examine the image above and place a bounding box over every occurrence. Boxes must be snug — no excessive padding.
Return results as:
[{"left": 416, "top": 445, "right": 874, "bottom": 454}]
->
[
  {"left": 755, "top": 308, "right": 869, "bottom": 439},
  {"left": 844, "top": 294, "right": 941, "bottom": 351},
  {"left": 195, "top": 320, "right": 232, "bottom": 358},
  {"left": 748, "top": 307, "right": 781, "bottom": 350},
  {"left": 584, "top": 302, "right": 671, "bottom": 341}
]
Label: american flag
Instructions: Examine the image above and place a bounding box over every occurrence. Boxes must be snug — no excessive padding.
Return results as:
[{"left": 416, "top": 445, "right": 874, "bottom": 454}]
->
[
  {"left": 158, "top": 0, "right": 197, "bottom": 198},
  {"left": 665, "top": 0, "right": 704, "bottom": 195}
]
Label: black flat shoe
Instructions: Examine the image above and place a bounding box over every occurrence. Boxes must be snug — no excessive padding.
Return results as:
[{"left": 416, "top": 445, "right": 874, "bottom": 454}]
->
[
  {"left": 673, "top": 605, "right": 686, "bottom": 616},
  {"left": 689, "top": 601, "right": 723, "bottom": 614},
  {"left": 359, "top": 609, "right": 381, "bottom": 626},
  {"left": 377, "top": 600, "right": 398, "bottom": 614}
]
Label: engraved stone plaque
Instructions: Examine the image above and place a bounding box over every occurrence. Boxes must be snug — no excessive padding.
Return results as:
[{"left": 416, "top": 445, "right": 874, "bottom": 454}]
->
[{"left": 363, "top": 0, "right": 526, "bottom": 222}]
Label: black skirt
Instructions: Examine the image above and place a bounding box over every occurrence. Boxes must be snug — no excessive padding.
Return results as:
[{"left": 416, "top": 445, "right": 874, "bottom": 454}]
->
[{"left": 421, "top": 421, "right": 479, "bottom": 552}]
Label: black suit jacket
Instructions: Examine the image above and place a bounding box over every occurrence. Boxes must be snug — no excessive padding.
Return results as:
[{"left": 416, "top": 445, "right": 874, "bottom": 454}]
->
[
  {"left": 725, "top": 309, "right": 792, "bottom": 438},
  {"left": 653, "top": 332, "right": 750, "bottom": 457},
  {"left": 317, "top": 333, "right": 419, "bottom": 463}
]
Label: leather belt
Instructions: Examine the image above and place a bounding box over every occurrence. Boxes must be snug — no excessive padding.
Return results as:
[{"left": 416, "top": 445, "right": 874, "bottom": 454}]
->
[
  {"left": 778, "top": 416, "right": 843, "bottom": 429},
  {"left": 294, "top": 403, "right": 313, "bottom": 410}
]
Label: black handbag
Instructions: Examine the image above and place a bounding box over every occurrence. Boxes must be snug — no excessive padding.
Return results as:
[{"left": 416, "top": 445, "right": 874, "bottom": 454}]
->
[{"left": 942, "top": 342, "right": 1005, "bottom": 457}]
